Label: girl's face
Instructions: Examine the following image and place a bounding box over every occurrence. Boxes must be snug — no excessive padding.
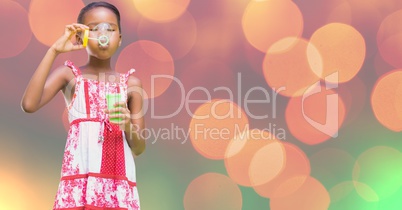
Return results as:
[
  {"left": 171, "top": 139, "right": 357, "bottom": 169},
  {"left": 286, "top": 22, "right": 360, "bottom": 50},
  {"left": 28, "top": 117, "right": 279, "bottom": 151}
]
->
[{"left": 82, "top": 7, "right": 121, "bottom": 60}]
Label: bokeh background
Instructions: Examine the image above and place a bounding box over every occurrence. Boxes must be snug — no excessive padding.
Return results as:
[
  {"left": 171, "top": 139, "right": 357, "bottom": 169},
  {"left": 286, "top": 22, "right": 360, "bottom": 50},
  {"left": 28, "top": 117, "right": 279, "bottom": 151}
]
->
[{"left": 1, "top": 0, "right": 402, "bottom": 209}]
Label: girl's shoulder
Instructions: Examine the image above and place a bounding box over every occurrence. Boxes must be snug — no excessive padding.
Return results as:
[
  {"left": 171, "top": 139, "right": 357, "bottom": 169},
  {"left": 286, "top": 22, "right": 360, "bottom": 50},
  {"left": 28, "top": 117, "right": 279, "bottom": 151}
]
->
[
  {"left": 52, "top": 63, "right": 75, "bottom": 85},
  {"left": 122, "top": 69, "right": 141, "bottom": 87},
  {"left": 126, "top": 74, "right": 142, "bottom": 87}
]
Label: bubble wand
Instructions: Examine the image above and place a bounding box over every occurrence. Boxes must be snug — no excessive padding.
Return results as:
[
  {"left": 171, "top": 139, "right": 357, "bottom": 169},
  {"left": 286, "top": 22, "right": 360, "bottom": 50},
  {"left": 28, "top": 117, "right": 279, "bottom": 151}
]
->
[{"left": 82, "top": 22, "right": 112, "bottom": 47}]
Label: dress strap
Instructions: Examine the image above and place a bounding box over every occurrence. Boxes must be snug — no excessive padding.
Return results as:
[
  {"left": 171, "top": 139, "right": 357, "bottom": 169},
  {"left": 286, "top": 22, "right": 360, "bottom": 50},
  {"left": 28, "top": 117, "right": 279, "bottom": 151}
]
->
[
  {"left": 120, "top": 68, "right": 136, "bottom": 84},
  {"left": 64, "top": 60, "right": 81, "bottom": 77}
]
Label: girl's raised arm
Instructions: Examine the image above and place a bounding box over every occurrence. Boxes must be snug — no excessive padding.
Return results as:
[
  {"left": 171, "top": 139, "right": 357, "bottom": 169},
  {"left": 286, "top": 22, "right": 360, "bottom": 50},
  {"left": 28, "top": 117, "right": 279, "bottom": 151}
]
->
[{"left": 21, "top": 24, "right": 88, "bottom": 113}]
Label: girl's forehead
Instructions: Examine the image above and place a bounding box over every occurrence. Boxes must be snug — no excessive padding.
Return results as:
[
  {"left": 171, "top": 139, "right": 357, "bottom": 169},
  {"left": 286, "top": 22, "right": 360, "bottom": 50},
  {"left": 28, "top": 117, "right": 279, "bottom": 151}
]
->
[{"left": 82, "top": 7, "right": 118, "bottom": 25}]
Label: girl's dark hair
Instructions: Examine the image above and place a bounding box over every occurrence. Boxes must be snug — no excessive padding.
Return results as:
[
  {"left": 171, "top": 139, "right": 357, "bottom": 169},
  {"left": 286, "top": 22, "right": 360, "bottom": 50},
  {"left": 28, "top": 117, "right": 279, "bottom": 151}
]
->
[{"left": 77, "top": 1, "right": 121, "bottom": 33}]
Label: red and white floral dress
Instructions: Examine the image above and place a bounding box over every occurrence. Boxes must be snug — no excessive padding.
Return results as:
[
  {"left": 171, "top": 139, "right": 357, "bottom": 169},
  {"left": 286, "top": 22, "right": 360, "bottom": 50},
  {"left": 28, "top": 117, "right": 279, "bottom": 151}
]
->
[{"left": 53, "top": 61, "right": 140, "bottom": 210}]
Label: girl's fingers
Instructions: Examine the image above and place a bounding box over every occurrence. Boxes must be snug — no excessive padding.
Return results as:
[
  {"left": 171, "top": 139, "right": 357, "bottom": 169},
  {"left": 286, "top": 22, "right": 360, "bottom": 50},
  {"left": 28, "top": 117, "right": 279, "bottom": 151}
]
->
[
  {"left": 108, "top": 103, "right": 130, "bottom": 120},
  {"left": 109, "top": 107, "right": 130, "bottom": 115},
  {"left": 65, "top": 25, "right": 76, "bottom": 34},
  {"left": 109, "top": 107, "right": 120, "bottom": 113},
  {"left": 75, "top": 24, "right": 88, "bottom": 32},
  {"left": 66, "top": 23, "right": 88, "bottom": 35},
  {"left": 52, "top": 23, "right": 89, "bottom": 53},
  {"left": 71, "top": 44, "right": 86, "bottom": 51},
  {"left": 71, "top": 23, "right": 88, "bottom": 30},
  {"left": 107, "top": 101, "right": 130, "bottom": 126},
  {"left": 115, "top": 101, "right": 127, "bottom": 107},
  {"left": 109, "top": 113, "right": 130, "bottom": 125},
  {"left": 108, "top": 102, "right": 129, "bottom": 112},
  {"left": 109, "top": 113, "right": 128, "bottom": 119}
]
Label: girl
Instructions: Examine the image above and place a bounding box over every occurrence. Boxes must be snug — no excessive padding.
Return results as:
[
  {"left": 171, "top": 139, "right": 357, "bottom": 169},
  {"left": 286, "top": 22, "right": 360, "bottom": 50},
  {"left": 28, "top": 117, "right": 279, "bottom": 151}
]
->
[{"left": 21, "top": 2, "right": 145, "bottom": 209}]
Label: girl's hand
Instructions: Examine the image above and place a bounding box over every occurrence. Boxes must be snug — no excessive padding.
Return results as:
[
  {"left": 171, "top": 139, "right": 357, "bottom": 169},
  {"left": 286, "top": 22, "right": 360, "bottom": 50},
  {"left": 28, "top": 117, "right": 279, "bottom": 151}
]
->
[
  {"left": 51, "top": 23, "right": 88, "bottom": 54},
  {"left": 106, "top": 101, "right": 131, "bottom": 131}
]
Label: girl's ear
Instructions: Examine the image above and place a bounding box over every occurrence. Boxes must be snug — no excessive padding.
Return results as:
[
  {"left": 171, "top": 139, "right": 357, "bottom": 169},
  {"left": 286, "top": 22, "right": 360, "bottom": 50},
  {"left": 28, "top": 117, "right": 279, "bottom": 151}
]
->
[{"left": 119, "top": 34, "right": 122, "bottom": 47}]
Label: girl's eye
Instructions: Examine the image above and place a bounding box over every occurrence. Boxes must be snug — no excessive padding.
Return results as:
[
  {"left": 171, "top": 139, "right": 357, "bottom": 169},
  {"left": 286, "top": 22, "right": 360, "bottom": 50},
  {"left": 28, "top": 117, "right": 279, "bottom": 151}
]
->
[{"left": 89, "top": 29, "right": 114, "bottom": 32}]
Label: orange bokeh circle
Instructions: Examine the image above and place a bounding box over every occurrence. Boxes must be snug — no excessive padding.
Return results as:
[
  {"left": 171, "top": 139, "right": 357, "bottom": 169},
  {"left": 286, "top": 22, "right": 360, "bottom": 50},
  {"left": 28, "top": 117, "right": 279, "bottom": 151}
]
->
[
  {"left": 242, "top": 0, "right": 303, "bottom": 53},
  {"left": 253, "top": 142, "right": 310, "bottom": 199},
  {"left": 371, "top": 70, "right": 402, "bottom": 131},
  {"left": 308, "top": 23, "right": 366, "bottom": 83},
  {"left": 263, "top": 37, "right": 321, "bottom": 97},
  {"left": 395, "top": 83, "right": 402, "bottom": 120},
  {"left": 285, "top": 83, "right": 346, "bottom": 145},
  {"left": 29, "top": 0, "right": 85, "bottom": 47},
  {"left": 0, "top": 0, "right": 32, "bottom": 58},
  {"left": 270, "top": 176, "right": 330, "bottom": 210},
  {"left": 249, "top": 140, "right": 286, "bottom": 187},
  {"left": 224, "top": 129, "right": 285, "bottom": 187},
  {"left": 133, "top": 0, "right": 190, "bottom": 23},
  {"left": 377, "top": 9, "right": 402, "bottom": 68},
  {"left": 189, "top": 99, "right": 249, "bottom": 160},
  {"left": 115, "top": 40, "right": 175, "bottom": 99},
  {"left": 183, "top": 173, "right": 242, "bottom": 210}
]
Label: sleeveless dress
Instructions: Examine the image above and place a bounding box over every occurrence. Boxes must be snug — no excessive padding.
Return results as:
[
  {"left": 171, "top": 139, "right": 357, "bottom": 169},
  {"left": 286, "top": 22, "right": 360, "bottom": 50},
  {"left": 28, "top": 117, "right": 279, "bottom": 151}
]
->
[{"left": 53, "top": 61, "right": 140, "bottom": 210}]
